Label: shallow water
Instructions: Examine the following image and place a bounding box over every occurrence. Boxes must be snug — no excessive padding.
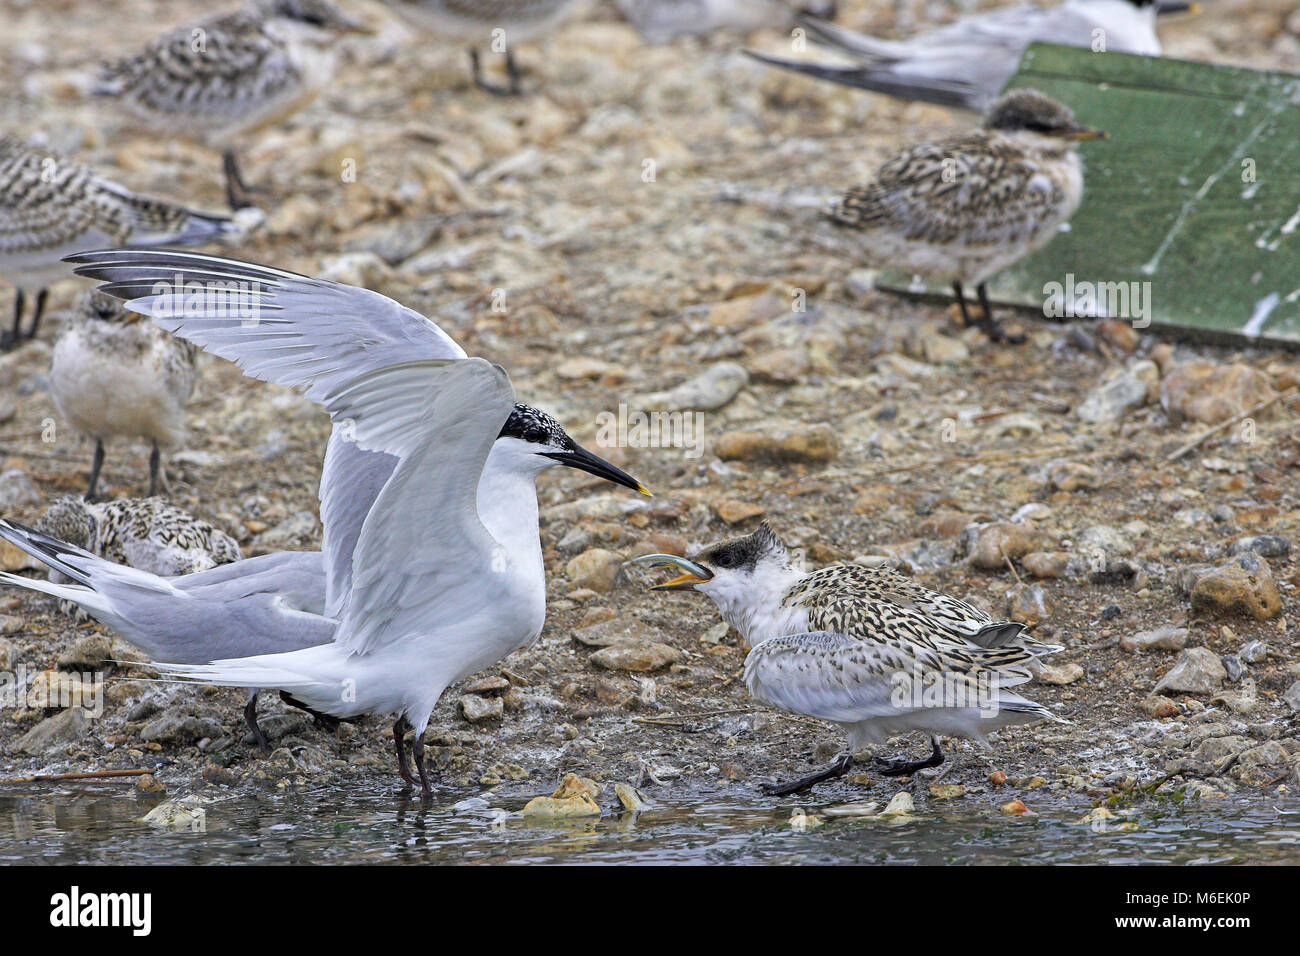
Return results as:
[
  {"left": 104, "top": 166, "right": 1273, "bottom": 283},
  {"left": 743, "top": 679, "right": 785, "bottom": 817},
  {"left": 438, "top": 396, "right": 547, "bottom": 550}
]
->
[{"left": 1, "top": 784, "right": 1298, "bottom": 864}]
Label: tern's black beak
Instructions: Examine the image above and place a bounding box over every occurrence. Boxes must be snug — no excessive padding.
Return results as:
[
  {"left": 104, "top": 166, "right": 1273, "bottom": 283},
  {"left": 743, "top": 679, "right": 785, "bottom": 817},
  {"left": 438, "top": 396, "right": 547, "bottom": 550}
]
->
[
  {"left": 630, "top": 554, "right": 715, "bottom": 590},
  {"left": 1155, "top": 1, "right": 1198, "bottom": 15},
  {"left": 543, "top": 444, "right": 652, "bottom": 496}
]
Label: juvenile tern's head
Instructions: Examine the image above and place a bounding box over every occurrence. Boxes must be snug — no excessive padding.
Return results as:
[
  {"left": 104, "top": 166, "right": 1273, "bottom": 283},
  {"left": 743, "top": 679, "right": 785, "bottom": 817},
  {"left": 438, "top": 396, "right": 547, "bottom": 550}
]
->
[
  {"left": 635, "top": 521, "right": 795, "bottom": 596},
  {"left": 497, "top": 404, "right": 651, "bottom": 495},
  {"left": 984, "top": 89, "right": 1106, "bottom": 143}
]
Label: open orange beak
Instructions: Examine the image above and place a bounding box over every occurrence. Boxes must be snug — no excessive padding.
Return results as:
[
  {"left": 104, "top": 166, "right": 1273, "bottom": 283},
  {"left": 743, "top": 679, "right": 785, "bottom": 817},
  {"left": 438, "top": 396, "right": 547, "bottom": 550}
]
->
[
  {"left": 630, "top": 554, "right": 714, "bottom": 591},
  {"left": 1065, "top": 125, "right": 1108, "bottom": 141}
]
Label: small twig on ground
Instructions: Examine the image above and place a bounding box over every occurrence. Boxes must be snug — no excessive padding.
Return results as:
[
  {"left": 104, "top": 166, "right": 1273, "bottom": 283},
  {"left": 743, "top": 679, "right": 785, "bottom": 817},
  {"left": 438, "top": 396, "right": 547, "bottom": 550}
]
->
[
  {"left": 1005, "top": 556, "right": 1024, "bottom": 585},
  {"left": 1164, "top": 387, "right": 1298, "bottom": 462},
  {"left": 633, "top": 708, "right": 754, "bottom": 727}
]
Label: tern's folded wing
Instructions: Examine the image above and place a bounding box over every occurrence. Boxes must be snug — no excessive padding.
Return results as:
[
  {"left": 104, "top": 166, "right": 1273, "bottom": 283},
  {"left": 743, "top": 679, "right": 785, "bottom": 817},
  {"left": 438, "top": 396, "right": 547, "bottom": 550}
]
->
[
  {"left": 323, "top": 358, "right": 516, "bottom": 656},
  {"left": 743, "top": 631, "right": 1017, "bottom": 724}
]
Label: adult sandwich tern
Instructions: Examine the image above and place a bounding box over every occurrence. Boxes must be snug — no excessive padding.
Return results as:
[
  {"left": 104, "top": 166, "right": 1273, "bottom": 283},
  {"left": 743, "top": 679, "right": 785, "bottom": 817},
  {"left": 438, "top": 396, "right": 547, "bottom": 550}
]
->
[
  {"left": 381, "top": 0, "right": 582, "bottom": 96},
  {"left": 31, "top": 249, "right": 650, "bottom": 793}
]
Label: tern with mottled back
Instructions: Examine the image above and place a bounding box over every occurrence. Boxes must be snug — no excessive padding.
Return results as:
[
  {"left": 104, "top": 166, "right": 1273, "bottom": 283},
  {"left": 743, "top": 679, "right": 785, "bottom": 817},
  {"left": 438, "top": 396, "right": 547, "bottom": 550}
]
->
[
  {"left": 0, "top": 135, "right": 241, "bottom": 350},
  {"left": 94, "top": 0, "right": 369, "bottom": 209},
  {"left": 635, "top": 523, "right": 1065, "bottom": 796},
  {"left": 828, "top": 89, "right": 1105, "bottom": 343}
]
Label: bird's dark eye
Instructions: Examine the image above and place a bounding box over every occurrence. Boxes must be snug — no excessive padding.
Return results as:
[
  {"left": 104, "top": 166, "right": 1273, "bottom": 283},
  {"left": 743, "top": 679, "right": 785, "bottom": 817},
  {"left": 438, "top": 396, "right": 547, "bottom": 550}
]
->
[{"left": 709, "top": 545, "right": 738, "bottom": 569}]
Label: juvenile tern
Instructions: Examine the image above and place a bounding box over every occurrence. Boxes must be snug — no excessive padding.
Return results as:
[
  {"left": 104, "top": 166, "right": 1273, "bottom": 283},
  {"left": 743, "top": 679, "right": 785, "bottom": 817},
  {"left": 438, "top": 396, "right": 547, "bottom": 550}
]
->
[
  {"left": 49, "top": 249, "right": 650, "bottom": 793},
  {"left": 94, "top": 0, "right": 368, "bottom": 209},
  {"left": 829, "top": 88, "right": 1104, "bottom": 343},
  {"left": 0, "top": 135, "right": 240, "bottom": 350},
  {"left": 34, "top": 495, "right": 243, "bottom": 579},
  {"left": 381, "top": 0, "right": 581, "bottom": 95},
  {"left": 15, "top": 494, "right": 240, "bottom": 621},
  {"left": 635, "top": 522, "right": 1064, "bottom": 796},
  {"left": 747, "top": 1, "right": 1192, "bottom": 112},
  {"left": 51, "top": 291, "right": 200, "bottom": 499}
]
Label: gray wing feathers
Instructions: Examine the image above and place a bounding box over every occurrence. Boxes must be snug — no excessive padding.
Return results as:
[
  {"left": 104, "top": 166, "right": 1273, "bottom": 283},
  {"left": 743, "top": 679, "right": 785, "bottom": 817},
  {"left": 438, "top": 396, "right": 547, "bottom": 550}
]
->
[
  {"left": 320, "top": 434, "right": 397, "bottom": 618},
  {"left": 327, "top": 359, "right": 516, "bottom": 655},
  {"left": 65, "top": 249, "right": 467, "bottom": 404},
  {"left": 744, "top": 632, "right": 917, "bottom": 724}
]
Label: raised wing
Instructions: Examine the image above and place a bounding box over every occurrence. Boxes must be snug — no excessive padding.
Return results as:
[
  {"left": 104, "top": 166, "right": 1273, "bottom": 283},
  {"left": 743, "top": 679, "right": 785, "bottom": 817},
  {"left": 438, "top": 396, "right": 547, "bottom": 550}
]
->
[
  {"left": 324, "top": 358, "right": 515, "bottom": 655},
  {"left": 65, "top": 249, "right": 467, "bottom": 400},
  {"left": 65, "top": 248, "right": 469, "bottom": 613}
]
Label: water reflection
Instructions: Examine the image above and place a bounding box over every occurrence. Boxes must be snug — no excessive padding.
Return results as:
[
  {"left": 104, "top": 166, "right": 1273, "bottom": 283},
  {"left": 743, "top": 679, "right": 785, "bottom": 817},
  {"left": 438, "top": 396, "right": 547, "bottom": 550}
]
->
[{"left": 1, "top": 785, "right": 1297, "bottom": 865}]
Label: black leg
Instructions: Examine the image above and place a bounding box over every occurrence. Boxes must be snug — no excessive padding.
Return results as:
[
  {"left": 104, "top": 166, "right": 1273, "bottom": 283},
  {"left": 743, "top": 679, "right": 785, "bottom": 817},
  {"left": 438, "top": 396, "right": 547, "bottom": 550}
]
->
[
  {"left": 244, "top": 691, "right": 270, "bottom": 756},
  {"left": 279, "top": 691, "right": 359, "bottom": 731},
  {"left": 222, "top": 148, "right": 261, "bottom": 211},
  {"left": 951, "top": 281, "right": 973, "bottom": 328},
  {"left": 411, "top": 727, "right": 433, "bottom": 799},
  {"left": 469, "top": 46, "right": 512, "bottom": 96},
  {"left": 84, "top": 438, "right": 105, "bottom": 501},
  {"left": 506, "top": 48, "right": 522, "bottom": 96},
  {"left": 26, "top": 288, "right": 47, "bottom": 341},
  {"left": 975, "top": 283, "right": 1026, "bottom": 345},
  {"left": 393, "top": 716, "right": 417, "bottom": 788},
  {"left": 2, "top": 289, "right": 23, "bottom": 350},
  {"left": 148, "top": 440, "right": 161, "bottom": 497},
  {"left": 874, "top": 735, "right": 944, "bottom": 777},
  {"left": 763, "top": 752, "right": 854, "bottom": 797}
]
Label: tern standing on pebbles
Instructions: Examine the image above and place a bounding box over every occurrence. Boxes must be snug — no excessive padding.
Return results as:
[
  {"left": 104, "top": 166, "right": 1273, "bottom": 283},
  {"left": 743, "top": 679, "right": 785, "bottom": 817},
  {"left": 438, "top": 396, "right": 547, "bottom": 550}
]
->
[
  {"left": 748, "top": 1, "right": 1191, "bottom": 112},
  {"left": 51, "top": 291, "right": 199, "bottom": 499},
  {"left": 382, "top": 0, "right": 581, "bottom": 95},
  {"left": 829, "top": 88, "right": 1105, "bottom": 344},
  {"left": 43, "top": 249, "right": 650, "bottom": 794},
  {"left": 0, "top": 135, "right": 241, "bottom": 350},
  {"left": 635, "top": 523, "right": 1065, "bottom": 797},
  {"left": 94, "top": 0, "right": 369, "bottom": 209}
]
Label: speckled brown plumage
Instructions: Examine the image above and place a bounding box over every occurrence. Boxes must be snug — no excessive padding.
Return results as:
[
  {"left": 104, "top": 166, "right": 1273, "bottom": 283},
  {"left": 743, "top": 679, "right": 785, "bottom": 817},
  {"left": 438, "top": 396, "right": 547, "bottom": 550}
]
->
[
  {"left": 832, "top": 130, "right": 1076, "bottom": 250},
  {"left": 36, "top": 496, "right": 242, "bottom": 576}
]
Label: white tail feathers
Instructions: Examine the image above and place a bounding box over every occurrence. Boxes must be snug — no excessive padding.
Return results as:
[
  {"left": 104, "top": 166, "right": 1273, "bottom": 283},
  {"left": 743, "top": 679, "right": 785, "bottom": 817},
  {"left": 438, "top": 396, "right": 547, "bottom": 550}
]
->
[{"left": 0, "top": 571, "right": 113, "bottom": 617}]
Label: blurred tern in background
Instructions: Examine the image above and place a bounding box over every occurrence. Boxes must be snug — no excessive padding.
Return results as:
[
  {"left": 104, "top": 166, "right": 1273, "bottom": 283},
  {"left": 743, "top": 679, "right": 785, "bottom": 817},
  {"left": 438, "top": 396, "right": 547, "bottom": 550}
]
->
[{"left": 747, "top": 0, "right": 1194, "bottom": 112}]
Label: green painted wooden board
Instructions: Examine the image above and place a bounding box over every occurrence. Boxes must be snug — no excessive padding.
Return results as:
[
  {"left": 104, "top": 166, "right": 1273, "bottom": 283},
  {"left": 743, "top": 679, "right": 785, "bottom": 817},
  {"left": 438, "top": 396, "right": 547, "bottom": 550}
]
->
[{"left": 881, "top": 43, "right": 1300, "bottom": 346}]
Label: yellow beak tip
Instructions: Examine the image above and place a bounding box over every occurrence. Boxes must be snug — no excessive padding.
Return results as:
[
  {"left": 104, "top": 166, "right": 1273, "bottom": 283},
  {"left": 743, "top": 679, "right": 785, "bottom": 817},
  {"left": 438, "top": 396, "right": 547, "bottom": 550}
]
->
[{"left": 636, "top": 482, "right": 654, "bottom": 497}]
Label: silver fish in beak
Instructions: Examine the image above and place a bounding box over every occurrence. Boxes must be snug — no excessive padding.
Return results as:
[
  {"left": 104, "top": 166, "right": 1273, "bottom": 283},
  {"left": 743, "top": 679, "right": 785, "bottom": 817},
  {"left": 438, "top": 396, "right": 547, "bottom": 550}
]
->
[{"left": 630, "top": 554, "right": 714, "bottom": 590}]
